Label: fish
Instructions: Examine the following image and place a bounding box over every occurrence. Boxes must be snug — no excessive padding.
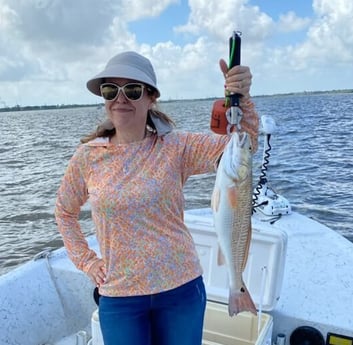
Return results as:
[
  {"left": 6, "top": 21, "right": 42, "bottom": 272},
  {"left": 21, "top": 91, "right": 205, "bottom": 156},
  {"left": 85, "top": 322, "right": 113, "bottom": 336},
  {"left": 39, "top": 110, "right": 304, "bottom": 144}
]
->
[{"left": 211, "top": 131, "right": 257, "bottom": 316}]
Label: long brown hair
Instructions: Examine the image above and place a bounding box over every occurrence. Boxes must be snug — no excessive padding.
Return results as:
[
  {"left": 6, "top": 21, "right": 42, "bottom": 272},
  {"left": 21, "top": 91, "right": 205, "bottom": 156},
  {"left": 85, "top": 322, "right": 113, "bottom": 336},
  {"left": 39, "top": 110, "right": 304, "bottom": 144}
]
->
[
  {"left": 81, "top": 109, "right": 175, "bottom": 143},
  {"left": 80, "top": 87, "right": 175, "bottom": 144}
]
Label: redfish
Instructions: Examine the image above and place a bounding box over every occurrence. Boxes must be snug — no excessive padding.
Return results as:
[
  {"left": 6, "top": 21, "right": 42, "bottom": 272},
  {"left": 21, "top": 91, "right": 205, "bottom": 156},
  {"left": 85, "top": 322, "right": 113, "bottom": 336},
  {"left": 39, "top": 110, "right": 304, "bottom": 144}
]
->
[{"left": 211, "top": 131, "right": 257, "bottom": 316}]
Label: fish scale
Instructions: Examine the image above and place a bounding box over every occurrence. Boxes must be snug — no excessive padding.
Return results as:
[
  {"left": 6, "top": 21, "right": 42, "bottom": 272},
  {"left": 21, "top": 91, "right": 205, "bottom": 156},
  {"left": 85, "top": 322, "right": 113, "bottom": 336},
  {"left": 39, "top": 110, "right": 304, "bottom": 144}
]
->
[{"left": 211, "top": 131, "right": 257, "bottom": 316}]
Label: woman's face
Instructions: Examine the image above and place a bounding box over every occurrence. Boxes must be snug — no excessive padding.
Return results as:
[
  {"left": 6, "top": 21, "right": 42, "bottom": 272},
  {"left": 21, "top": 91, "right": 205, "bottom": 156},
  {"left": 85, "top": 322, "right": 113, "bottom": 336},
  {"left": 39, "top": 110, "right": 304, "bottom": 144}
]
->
[{"left": 103, "top": 78, "right": 154, "bottom": 132}]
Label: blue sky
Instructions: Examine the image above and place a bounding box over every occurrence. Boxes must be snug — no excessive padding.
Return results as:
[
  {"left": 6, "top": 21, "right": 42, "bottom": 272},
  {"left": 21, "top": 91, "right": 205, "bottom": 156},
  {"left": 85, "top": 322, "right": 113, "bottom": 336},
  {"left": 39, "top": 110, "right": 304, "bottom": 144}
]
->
[
  {"left": 129, "top": 2, "right": 190, "bottom": 45},
  {"left": 130, "top": 0, "right": 314, "bottom": 46},
  {"left": 0, "top": 0, "right": 352, "bottom": 106},
  {"left": 251, "top": 0, "right": 313, "bottom": 18}
]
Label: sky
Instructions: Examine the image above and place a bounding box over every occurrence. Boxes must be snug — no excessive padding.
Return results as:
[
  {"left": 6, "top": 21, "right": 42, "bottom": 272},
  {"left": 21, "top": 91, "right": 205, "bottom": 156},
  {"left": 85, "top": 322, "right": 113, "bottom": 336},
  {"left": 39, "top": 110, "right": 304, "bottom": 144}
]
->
[{"left": 0, "top": 0, "right": 352, "bottom": 107}]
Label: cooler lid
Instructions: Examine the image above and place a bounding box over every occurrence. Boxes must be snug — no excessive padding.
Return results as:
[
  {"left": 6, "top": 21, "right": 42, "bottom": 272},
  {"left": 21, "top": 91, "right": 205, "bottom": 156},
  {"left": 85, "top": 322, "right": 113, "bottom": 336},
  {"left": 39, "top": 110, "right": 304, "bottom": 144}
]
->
[{"left": 186, "top": 209, "right": 288, "bottom": 311}]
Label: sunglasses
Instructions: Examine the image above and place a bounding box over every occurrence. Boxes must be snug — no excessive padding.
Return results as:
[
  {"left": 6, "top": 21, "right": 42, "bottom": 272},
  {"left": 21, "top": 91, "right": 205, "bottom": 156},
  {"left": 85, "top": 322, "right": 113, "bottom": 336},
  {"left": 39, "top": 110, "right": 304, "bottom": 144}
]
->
[{"left": 100, "top": 82, "right": 146, "bottom": 101}]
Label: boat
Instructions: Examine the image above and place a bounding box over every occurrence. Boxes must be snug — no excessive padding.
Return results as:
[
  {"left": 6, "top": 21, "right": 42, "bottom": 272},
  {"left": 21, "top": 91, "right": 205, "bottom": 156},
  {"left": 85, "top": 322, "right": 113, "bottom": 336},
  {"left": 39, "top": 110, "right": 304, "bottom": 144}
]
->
[{"left": 1, "top": 116, "right": 352, "bottom": 345}]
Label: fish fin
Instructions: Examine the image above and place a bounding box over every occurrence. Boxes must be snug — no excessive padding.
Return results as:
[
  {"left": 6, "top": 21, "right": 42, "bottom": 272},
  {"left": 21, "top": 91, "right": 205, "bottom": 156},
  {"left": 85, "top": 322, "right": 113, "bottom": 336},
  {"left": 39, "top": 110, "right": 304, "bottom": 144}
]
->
[
  {"left": 227, "top": 185, "right": 238, "bottom": 208},
  {"left": 217, "top": 247, "right": 226, "bottom": 266}
]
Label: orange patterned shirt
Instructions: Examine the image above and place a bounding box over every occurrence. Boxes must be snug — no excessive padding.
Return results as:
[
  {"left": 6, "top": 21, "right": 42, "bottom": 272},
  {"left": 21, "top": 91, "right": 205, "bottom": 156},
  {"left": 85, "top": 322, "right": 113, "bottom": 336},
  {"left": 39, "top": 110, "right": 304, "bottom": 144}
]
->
[{"left": 55, "top": 131, "right": 229, "bottom": 296}]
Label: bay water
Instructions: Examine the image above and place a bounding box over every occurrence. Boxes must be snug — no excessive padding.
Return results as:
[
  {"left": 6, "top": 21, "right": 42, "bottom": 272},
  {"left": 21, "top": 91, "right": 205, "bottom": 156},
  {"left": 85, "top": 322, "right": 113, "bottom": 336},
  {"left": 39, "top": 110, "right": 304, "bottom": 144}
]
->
[{"left": 1, "top": 93, "right": 352, "bottom": 276}]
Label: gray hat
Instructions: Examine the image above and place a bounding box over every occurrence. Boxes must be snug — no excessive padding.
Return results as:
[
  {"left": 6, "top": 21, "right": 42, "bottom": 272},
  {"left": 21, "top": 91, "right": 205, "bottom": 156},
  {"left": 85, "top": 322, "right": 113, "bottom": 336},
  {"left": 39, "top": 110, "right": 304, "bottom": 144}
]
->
[{"left": 87, "top": 51, "right": 160, "bottom": 98}]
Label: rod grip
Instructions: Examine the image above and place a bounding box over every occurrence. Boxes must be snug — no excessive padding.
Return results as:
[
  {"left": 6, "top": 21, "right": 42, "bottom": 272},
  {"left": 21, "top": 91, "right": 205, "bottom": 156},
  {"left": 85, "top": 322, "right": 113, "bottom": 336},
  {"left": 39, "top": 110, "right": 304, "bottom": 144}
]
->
[
  {"left": 229, "top": 32, "right": 241, "bottom": 107},
  {"left": 229, "top": 32, "right": 241, "bottom": 68}
]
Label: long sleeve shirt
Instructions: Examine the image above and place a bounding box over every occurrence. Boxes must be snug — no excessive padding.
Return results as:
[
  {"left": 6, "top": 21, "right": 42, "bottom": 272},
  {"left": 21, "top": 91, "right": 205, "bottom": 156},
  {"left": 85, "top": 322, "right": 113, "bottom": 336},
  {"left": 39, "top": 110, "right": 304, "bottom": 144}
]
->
[{"left": 55, "top": 131, "right": 229, "bottom": 296}]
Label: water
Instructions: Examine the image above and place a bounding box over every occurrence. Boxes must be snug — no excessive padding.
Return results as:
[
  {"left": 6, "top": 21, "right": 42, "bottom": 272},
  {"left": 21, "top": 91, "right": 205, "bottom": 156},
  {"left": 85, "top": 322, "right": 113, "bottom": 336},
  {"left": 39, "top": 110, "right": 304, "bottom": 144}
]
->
[{"left": 1, "top": 93, "right": 353, "bottom": 276}]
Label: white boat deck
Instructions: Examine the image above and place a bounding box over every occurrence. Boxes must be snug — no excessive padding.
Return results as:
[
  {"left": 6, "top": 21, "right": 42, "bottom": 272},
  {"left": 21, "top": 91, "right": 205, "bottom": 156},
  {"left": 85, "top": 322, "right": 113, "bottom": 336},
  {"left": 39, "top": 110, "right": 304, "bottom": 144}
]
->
[
  {"left": 265, "top": 211, "right": 353, "bottom": 336},
  {"left": 186, "top": 208, "right": 353, "bottom": 337},
  {"left": 0, "top": 209, "right": 353, "bottom": 345}
]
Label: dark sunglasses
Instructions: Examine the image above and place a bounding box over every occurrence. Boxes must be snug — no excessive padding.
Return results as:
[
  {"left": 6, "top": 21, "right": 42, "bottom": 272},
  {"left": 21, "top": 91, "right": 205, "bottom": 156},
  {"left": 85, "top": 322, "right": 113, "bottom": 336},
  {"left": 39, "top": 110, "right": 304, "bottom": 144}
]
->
[{"left": 100, "top": 82, "right": 145, "bottom": 101}]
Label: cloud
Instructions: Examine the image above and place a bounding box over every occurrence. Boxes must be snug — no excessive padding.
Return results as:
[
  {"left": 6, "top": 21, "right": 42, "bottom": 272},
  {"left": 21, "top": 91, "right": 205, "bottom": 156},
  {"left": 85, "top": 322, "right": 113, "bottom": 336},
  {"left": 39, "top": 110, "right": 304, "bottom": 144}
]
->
[
  {"left": 278, "top": 11, "right": 311, "bottom": 32},
  {"left": 307, "top": 0, "right": 353, "bottom": 63},
  {"left": 120, "top": 0, "right": 178, "bottom": 21},
  {"left": 8, "top": 0, "right": 115, "bottom": 48},
  {"left": 175, "top": 0, "right": 274, "bottom": 42},
  {"left": 0, "top": 0, "right": 118, "bottom": 83},
  {"left": 250, "top": 0, "right": 353, "bottom": 94},
  {"left": 0, "top": 0, "right": 352, "bottom": 106}
]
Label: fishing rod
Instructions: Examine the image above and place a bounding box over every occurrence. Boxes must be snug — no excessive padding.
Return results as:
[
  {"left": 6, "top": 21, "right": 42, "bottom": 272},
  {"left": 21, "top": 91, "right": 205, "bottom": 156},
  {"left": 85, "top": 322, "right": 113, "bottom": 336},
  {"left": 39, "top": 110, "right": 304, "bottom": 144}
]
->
[
  {"left": 210, "top": 31, "right": 242, "bottom": 135},
  {"left": 227, "top": 31, "right": 243, "bottom": 131}
]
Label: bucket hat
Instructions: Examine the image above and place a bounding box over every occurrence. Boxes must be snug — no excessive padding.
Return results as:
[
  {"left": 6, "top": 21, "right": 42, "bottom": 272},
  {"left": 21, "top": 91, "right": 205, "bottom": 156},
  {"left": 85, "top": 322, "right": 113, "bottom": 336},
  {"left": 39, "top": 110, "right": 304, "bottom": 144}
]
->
[
  {"left": 87, "top": 51, "right": 172, "bottom": 136},
  {"left": 87, "top": 51, "right": 160, "bottom": 98}
]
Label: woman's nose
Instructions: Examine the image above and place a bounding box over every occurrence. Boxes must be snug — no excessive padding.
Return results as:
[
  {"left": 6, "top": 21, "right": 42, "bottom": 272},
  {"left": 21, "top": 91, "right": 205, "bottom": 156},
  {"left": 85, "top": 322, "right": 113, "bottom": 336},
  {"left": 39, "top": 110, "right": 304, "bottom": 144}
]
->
[{"left": 115, "top": 89, "right": 128, "bottom": 102}]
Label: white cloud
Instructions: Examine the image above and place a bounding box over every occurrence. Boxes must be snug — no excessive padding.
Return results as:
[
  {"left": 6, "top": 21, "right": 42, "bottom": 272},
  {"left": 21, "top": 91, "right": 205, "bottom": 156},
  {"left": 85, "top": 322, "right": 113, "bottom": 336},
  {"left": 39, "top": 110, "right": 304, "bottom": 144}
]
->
[
  {"left": 120, "top": 0, "right": 179, "bottom": 21},
  {"left": 8, "top": 0, "right": 115, "bottom": 48},
  {"left": 0, "top": 0, "right": 352, "bottom": 106},
  {"left": 175, "top": 0, "right": 273, "bottom": 42},
  {"left": 250, "top": 0, "right": 353, "bottom": 95},
  {"left": 278, "top": 11, "right": 311, "bottom": 32},
  {"left": 307, "top": 0, "right": 353, "bottom": 62}
]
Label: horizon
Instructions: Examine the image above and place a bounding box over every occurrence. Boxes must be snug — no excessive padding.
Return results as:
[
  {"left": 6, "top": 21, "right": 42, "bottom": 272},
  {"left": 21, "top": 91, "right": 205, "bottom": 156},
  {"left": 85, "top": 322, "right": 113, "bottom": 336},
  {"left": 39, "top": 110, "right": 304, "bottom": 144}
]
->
[{"left": 1, "top": 88, "right": 352, "bottom": 112}]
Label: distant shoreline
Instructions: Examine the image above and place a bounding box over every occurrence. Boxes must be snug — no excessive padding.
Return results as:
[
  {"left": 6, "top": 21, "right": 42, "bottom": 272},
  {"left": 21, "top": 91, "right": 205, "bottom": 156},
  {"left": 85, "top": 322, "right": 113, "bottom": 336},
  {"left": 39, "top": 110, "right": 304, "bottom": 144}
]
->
[
  {"left": 1, "top": 89, "right": 352, "bottom": 113},
  {"left": 253, "top": 88, "right": 353, "bottom": 98}
]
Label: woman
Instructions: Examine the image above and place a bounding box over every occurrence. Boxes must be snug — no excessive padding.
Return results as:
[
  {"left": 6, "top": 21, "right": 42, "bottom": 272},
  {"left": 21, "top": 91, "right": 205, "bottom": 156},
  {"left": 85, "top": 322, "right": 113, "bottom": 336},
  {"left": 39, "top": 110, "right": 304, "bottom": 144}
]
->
[{"left": 55, "top": 51, "right": 258, "bottom": 345}]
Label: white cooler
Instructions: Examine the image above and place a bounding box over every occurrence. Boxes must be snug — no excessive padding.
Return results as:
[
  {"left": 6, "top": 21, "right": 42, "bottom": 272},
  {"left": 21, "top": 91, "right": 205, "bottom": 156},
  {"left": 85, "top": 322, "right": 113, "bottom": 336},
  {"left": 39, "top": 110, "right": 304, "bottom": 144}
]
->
[
  {"left": 203, "top": 302, "right": 273, "bottom": 345},
  {"left": 90, "top": 212, "right": 287, "bottom": 345}
]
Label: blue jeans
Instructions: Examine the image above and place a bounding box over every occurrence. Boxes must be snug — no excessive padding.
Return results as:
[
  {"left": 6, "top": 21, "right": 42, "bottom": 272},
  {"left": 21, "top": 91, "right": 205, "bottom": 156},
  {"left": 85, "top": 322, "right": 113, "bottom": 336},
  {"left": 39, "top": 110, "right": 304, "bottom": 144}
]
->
[{"left": 98, "top": 276, "right": 206, "bottom": 345}]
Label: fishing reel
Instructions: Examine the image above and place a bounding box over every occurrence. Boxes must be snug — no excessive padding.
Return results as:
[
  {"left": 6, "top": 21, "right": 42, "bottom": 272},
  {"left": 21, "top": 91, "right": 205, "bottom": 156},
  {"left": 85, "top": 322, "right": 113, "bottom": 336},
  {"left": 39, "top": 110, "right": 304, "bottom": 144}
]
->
[{"left": 252, "top": 115, "right": 291, "bottom": 217}]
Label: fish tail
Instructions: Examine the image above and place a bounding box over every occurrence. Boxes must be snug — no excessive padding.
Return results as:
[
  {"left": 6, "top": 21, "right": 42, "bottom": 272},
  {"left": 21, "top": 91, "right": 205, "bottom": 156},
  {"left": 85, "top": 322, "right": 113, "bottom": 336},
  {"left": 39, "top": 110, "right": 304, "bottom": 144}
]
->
[{"left": 228, "top": 282, "right": 257, "bottom": 317}]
